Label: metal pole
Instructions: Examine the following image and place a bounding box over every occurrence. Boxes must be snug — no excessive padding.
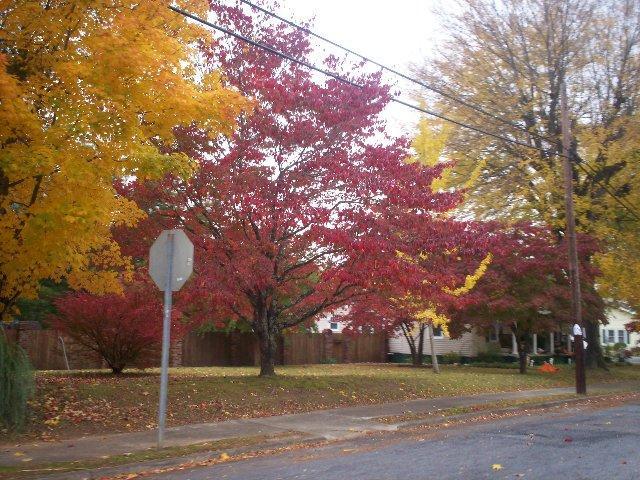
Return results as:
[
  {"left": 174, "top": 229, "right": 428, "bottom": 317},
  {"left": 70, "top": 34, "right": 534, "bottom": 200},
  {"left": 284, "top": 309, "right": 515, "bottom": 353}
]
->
[
  {"left": 428, "top": 324, "right": 440, "bottom": 373},
  {"left": 59, "top": 336, "right": 70, "bottom": 371},
  {"left": 157, "top": 231, "right": 175, "bottom": 447},
  {"left": 560, "top": 82, "right": 586, "bottom": 395}
]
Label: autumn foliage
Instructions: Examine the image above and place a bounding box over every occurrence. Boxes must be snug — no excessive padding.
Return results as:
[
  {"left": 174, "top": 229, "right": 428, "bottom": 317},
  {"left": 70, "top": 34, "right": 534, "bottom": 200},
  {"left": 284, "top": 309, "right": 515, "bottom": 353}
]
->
[
  {"left": 52, "top": 282, "right": 178, "bottom": 374},
  {"left": 0, "top": 1, "right": 246, "bottom": 321},
  {"left": 115, "top": 2, "right": 501, "bottom": 376},
  {"left": 446, "top": 224, "right": 604, "bottom": 373}
]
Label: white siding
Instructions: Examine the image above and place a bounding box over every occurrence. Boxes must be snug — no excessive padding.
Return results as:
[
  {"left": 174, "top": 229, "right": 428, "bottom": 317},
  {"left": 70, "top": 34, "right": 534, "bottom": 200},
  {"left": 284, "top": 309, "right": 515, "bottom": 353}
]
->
[
  {"left": 602, "top": 307, "right": 639, "bottom": 347},
  {"left": 389, "top": 329, "right": 487, "bottom": 357},
  {"left": 314, "top": 308, "right": 346, "bottom": 333}
]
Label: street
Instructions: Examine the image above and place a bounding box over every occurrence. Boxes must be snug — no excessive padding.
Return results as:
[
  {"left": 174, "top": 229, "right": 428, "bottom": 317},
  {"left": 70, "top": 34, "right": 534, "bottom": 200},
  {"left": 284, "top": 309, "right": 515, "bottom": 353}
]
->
[{"left": 150, "top": 402, "right": 640, "bottom": 480}]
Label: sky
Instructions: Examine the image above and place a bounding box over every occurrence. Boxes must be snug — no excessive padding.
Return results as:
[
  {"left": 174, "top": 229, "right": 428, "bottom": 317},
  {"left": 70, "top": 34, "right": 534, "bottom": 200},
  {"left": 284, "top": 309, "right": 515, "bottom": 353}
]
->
[{"left": 265, "top": 0, "right": 449, "bottom": 137}]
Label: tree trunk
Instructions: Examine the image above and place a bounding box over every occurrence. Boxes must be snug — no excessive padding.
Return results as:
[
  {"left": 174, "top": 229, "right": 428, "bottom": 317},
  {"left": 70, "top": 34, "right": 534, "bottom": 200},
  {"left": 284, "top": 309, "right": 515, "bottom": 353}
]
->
[
  {"left": 414, "top": 324, "right": 425, "bottom": 366},
  {"left": 110, "top": 364, "right": 124, "bottom": 374},
  {"left": 257, "top": 327, "right": 278, "bottom": 377},
  {"left": 252, "top": 298, "right": 280, "bottom": 377},
  {"left": 585, "top": 320, "right": 608, "bottom": 370},
  {"left": 428, "top": 324, "right": 440, "bottom": 374},
  {"left": 400, "top": 321, "right": 420, "bottom": 367},
  {"left": 518, "top": 338, "right": 528, "bottom": 374}
]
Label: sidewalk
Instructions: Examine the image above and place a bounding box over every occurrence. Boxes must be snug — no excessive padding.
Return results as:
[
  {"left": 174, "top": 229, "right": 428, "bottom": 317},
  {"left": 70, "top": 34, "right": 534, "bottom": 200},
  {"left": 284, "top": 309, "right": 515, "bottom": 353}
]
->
[{"left": 1, "top": 386, "right": 591, "bottom": 468}]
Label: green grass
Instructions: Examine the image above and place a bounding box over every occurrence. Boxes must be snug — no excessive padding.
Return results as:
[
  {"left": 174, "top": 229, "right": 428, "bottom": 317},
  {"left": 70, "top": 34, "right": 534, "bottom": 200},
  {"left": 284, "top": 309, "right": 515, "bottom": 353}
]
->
[{"left": 5, "top": 363, "right": 639, "bottom": 444}]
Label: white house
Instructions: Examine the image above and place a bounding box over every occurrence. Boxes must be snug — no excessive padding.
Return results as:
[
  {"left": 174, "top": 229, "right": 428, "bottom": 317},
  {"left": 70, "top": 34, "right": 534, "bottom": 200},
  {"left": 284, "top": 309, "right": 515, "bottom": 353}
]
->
[
  {"left": 601, "top": 304, "right": 639, "bottom": 348},
  {"left": 315, "top": 307, "right": 347, "bottom": 333},
  {"left": 388, "top": 326, "right": 488, "bottom": 358},
  {"left": 315, "top": 303, "right": 638, "bottom": 359}
]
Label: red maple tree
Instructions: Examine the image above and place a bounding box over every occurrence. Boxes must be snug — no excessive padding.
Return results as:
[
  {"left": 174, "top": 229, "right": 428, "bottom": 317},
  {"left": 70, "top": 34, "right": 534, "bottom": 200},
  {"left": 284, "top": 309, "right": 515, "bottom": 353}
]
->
[
  {"left": 337, "top": 220, "right": 498, "bottom": 368},
  {"left": 119, "top": 2, "right": 489, "bottom": 375},
  {"left": 445, "top": 223, "right": 604, "bottom": 373}
]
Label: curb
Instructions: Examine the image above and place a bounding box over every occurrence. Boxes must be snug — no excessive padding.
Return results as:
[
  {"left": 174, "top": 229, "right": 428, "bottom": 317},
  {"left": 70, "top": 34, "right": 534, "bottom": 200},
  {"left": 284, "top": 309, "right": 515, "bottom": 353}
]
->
[
  {"left": 392, "top": 392, "right": 638, "bottom": 430},
  {"left": 31, "top": 433, "right": 326, "bottom": 480}
]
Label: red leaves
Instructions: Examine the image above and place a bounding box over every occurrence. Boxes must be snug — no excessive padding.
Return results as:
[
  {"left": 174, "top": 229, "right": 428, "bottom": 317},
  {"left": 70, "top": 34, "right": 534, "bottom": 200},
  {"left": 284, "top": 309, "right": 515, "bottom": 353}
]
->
[
  {"left": 114, "top": 2, "right": 481, "bottom": 339},
  {"left": 445, "top": 223, "right": 604, "bottom": 338},
  {"left": 52, "top": 279, "right": 184, "bottom": 373}
]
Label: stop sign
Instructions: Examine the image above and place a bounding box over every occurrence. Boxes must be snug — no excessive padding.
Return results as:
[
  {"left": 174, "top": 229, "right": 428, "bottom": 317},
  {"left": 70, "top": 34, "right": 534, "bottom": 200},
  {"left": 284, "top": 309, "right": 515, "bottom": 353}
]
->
[{"left": 149, "top": 229, "right": 194, "bottom": 291}]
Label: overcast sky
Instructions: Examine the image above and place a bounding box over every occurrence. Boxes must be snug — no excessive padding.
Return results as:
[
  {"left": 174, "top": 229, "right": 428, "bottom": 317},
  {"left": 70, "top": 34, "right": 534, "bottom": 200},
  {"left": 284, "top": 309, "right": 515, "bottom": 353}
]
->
[{"left": 267, "top": 0, "right": 449, "bottom": 137}]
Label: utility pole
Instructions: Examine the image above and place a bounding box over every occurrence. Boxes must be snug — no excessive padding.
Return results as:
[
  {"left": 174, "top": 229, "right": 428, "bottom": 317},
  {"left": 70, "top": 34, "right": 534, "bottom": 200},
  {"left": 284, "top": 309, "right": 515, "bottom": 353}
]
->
[{"left": 560, "top": 81, "right": 586, "bottom": 395}]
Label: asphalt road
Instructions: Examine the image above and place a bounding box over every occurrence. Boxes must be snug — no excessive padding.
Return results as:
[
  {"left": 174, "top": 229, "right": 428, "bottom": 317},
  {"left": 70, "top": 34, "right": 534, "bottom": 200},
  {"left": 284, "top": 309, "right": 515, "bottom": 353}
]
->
[{"left": 150, "top": 402, "right": 640, "bottom": 480}]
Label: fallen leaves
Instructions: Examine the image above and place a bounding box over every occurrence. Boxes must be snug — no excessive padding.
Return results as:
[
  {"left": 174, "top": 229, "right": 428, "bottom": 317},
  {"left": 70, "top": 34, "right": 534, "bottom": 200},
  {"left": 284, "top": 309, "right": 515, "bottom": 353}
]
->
[
  {"left": 14, "top": 367, "right": 640, "bottom": 446},
  {"left": 491, "top": 463, "right": 503, "bottom": 471}
]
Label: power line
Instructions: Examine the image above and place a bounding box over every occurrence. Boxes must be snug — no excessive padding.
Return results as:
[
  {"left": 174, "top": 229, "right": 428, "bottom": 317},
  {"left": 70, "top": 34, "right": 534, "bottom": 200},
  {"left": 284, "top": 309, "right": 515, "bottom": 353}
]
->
[
  {"left": 233, "top": 0, "right": 640, "bottom": 221},
  {"left": 235, "top": 0, "right": 535, "bottom": 136},
  {"left": 170, "top": 6, "right": 544, "bottom": 150},
  {"left": 169, "top": 5, "right": 640, "bottom": 221},
  {"left": 234, "top": 0, "right": 640, "bottom": 220}
]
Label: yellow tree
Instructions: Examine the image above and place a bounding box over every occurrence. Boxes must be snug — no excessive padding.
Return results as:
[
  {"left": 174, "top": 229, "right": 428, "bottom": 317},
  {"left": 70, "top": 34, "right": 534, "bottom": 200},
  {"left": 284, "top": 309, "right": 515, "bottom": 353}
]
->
[
  {"left": 414, "top": 0, "right": 640, "bottom": 366},
  {"left": 585, "top": 116, "right": 640, "bottom": 311},
  {"left": 0, "top": 1, "right": 247, "bottom": 320}
]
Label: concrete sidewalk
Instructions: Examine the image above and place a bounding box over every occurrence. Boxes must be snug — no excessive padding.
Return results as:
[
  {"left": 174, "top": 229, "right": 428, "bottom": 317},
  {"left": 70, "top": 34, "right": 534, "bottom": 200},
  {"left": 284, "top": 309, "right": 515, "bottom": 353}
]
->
[{"left": 0, "top": 386, "right": 594, "bottom": 468}]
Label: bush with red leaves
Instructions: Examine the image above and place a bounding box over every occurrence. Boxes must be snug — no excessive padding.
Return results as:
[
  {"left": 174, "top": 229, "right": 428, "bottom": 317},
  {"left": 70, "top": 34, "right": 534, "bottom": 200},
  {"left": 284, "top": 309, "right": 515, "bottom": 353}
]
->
[{"left": 52, "top": 282, "right": 181, "bottom": 374}]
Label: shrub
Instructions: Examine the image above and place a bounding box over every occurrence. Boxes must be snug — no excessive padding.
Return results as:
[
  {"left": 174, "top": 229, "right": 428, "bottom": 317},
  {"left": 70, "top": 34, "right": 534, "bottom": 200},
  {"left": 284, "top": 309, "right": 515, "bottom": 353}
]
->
[
  {"left": 321, "top": 357, "right": 338, "bottom": 364},
  {"left": 442, "top": 352, "right": 462, "bottom": 364},
  {"left": 613, "top": 342, "right": 627, "bottom": 352},
  {"left": 476, "top": 343, "right": 504, "bottom": 363},
  {"left": 52, "top": 282, "right": 177, "bottom": 374},
  {"left": 0, "top": 333, "right": 34, "bottom": 431}
]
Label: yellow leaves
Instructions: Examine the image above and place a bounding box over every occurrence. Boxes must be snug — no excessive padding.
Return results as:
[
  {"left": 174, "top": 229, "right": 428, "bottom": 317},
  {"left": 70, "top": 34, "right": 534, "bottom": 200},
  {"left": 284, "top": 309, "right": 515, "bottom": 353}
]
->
[
  {"left": 411, "top": 118, "right": 453, "bottom": 192},
  {"left": 412, "top": 118, "right": 451, "bottom": 169},
  {"left": 444, "top": 253, "right": 492, "bottom": 296},
  {"left": 414, "top": 307, "right": 450, "bottom": 336},
  {"left": 219, "top": 452, "right": 230, "bottom": 461},
  {"left": 492, "top": 463, "right": 503, "bottom": 471},
  {"left": 43, "top": 416, "right": 61, "bottom": 427},
  {"left": 0, "top": 0, "right": 248, "bottom": 319}
]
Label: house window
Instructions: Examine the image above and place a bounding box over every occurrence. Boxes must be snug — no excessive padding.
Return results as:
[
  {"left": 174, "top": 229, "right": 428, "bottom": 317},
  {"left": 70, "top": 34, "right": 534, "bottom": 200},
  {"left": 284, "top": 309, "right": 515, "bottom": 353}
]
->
[
  {"left": 618, "top": 330, "right": 626, "bottom": 344},
  {"left": 602, "top": 329, "right": 607, "bottom": 344},
  {"left": 607, "top": 329, "right": 615, "bottom": 344},
  {"left": 330, "top": 322, "right": 339, "bottom": 331},
  {"left": 433, "top": 326, "right": 444, "bottom": 338},
  {"left": 489, "top": 326, "right": 499, "bottom": 342}
]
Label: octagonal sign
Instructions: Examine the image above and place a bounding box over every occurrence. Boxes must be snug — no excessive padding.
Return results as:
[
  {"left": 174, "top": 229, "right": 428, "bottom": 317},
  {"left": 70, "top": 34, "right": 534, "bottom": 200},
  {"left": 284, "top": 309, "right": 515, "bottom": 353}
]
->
[{"left": 149, "top": 229, "right": 194, "bottom": 291}]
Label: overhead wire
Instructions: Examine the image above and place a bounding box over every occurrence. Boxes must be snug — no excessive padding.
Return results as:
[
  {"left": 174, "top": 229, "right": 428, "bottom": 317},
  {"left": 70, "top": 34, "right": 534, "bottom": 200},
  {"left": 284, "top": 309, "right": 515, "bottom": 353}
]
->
[
  {"left": 170, "top": 6, "right": 545, "bottom": 150},
  {"left": 169, "top": 5, "right": 640, "bottom": 221},
  {"left": 235, "top": 0, "right": 537, "bottom": 134},
  {"left": 234, "top": 0, "right": 640, "bottom": 221}
]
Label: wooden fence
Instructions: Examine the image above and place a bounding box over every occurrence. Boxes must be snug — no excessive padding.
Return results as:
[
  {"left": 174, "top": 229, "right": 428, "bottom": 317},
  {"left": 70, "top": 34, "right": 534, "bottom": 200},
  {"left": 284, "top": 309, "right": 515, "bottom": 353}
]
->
[
  {"left": 5, "top": 328, "right": 104, "bottom": 370},
  {"left": 6, "top": 327, "right": 387, "bottom": 370},
  {"left": 178, "top": 330, "right": 387, "bottom": 367}
]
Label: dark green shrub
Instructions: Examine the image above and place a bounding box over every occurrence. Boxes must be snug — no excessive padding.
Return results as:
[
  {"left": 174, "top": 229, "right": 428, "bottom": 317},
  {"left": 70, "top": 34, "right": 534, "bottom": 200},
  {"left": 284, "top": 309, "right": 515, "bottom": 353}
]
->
[
  {"left": 442, "top": 352, "right": 462, "bottom": 364},
  {"left": 476, "top": 343, "right": 504, "bottom": 363},
  {"left": 0, "top": 333, "right": 35, "bottom": 431}
]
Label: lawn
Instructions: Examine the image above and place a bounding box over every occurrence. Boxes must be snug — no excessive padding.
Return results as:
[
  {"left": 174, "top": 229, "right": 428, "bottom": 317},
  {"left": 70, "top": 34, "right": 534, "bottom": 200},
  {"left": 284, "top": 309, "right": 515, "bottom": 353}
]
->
[{"left": 4, "top": 363, "right": 640, "bottom": 444}]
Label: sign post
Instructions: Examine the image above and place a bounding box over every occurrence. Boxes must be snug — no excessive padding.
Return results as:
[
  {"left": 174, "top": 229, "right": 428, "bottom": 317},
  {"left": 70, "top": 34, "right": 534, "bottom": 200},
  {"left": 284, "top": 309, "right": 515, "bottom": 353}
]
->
[{"left": 149, "top": 229, "right": 194, "bottom": 447}]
